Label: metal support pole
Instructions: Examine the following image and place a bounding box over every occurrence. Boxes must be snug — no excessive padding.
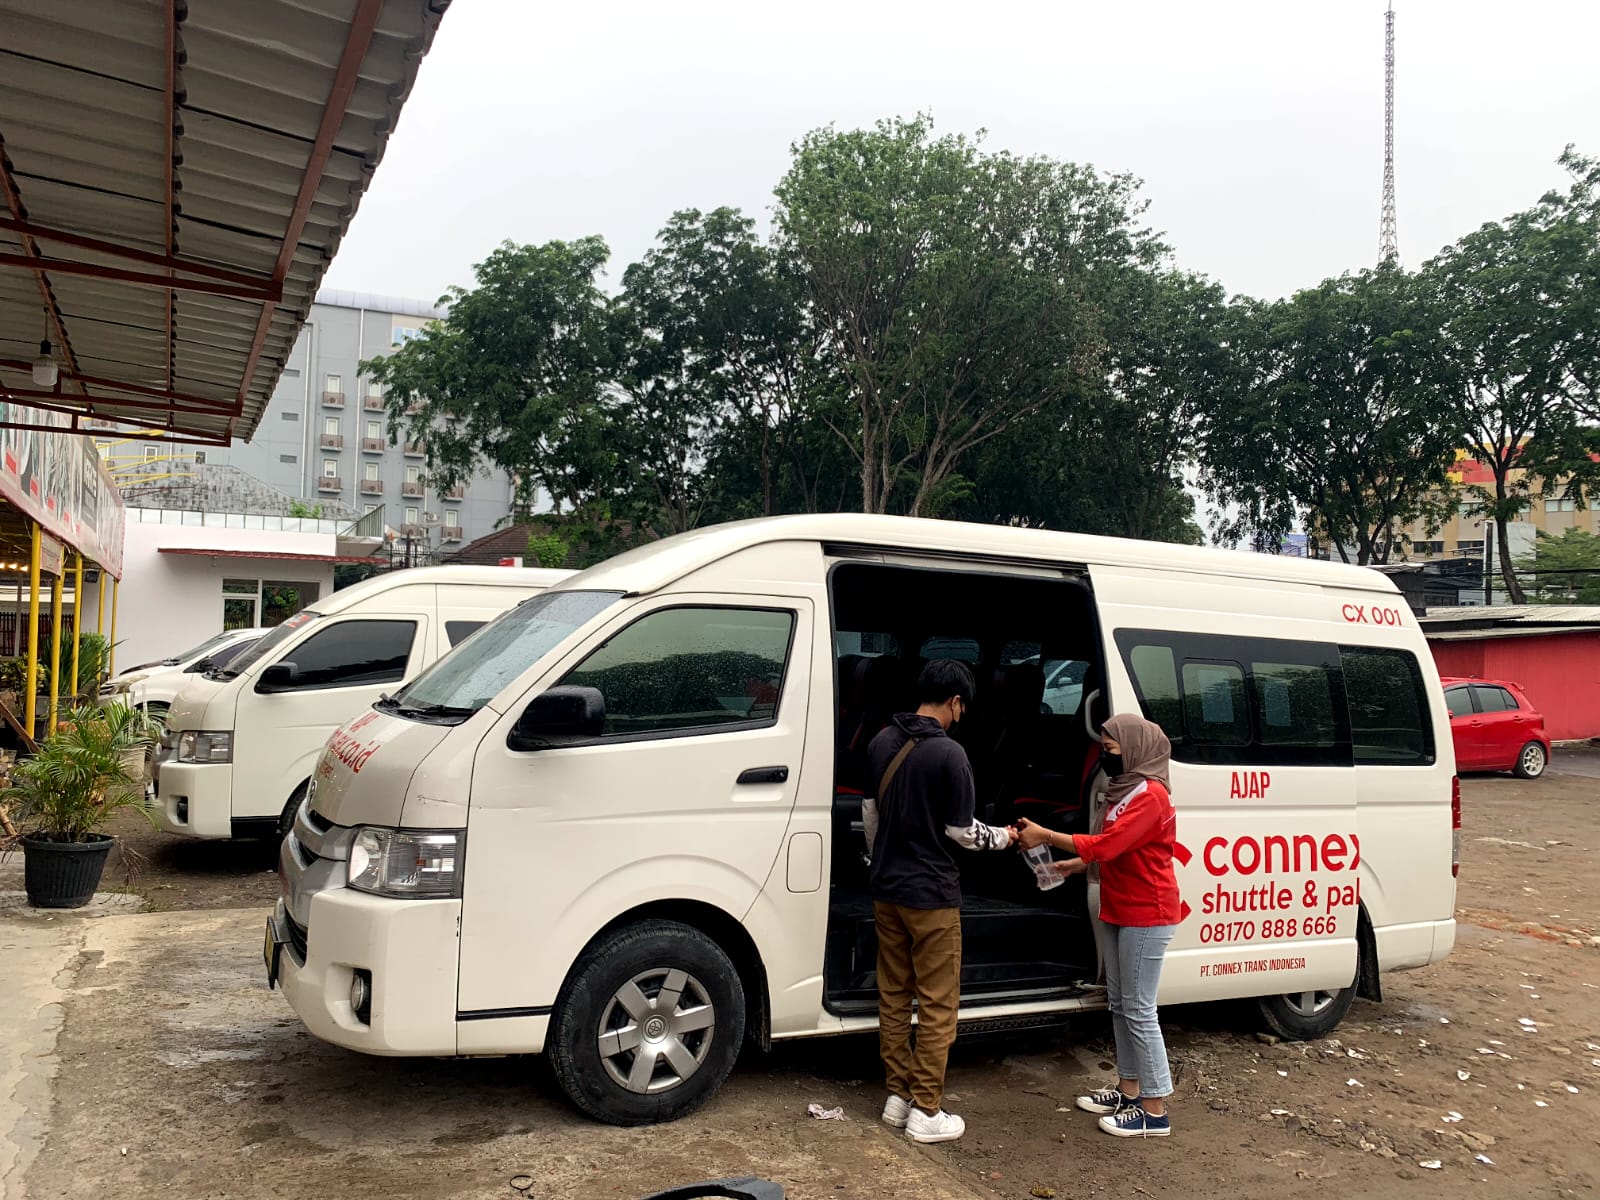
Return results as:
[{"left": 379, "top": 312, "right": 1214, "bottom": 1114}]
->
[
  {"left": 24, "top": 524, "right": 41, "bottom": 737},
  {"left": 48, "top": 568, "right": 64, "bottom": 731},
  {"left": 109, "top": 577, "right": 120, "bottom": 677},
  {"left": 70, "top": 553, "right": 84, "bottom": 701},
  {"left": 97, "top": 567, "right": 106, "bottom": 634}
]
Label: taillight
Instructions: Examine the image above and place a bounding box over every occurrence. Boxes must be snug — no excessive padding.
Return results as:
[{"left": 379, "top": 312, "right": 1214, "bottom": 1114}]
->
[{"left": 1451, "top": 775, "right": 1461, "bottom": 878}]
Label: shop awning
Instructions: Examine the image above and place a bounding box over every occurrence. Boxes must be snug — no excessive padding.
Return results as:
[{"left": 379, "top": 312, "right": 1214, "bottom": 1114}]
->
[
  {"left": 157, "top": 547, "right": 383, "bottom": 564},
  {"left": 0, "top": 0, "right": 448, "bottom": 446}
]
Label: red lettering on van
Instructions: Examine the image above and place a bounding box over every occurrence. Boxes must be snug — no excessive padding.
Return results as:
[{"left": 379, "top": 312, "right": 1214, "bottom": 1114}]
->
[{"left": 1229, "top": 770, "right": 1271, "bottom": 799}]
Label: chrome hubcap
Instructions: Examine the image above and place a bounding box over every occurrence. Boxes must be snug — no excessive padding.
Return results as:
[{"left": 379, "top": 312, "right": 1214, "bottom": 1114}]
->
[
  {"left": 1284, "top": 989, "right": 1336, "bottom": 1018},
  {"left": 597, "top": 968, "right": 715, "bottom": 1094}
]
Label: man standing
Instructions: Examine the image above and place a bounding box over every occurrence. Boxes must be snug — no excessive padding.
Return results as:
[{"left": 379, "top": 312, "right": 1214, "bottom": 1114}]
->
[{"left": 862, "top": 659, "right": 1015, "bottom": 1143}]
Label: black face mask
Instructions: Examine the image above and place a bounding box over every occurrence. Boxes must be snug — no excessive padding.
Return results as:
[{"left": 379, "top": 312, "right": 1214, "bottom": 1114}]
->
[{"left": 1102, "top": 752, "right": 1125, "bottom": 777}]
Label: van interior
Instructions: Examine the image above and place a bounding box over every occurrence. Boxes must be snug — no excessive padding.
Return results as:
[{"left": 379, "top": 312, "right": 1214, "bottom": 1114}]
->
[{"left": 824, "top": 561, "right": 1108, "bottom": 1015}]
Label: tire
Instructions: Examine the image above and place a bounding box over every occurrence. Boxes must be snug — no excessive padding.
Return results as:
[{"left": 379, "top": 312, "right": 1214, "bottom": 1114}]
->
[
  {"left": 549, "top": 920, "right": 745, "bottom": 1126},
  {"left": 274, "top": 782, "right": 309, "bottom": 843},
  {"left": 144, "top": 701, "right": 170, "bottom": 728},
  {"left": 1512, "top": 741, "right": 1547, "bottom": 780},
  {"left": 1256, "top": 982, "right": 1357, "bottom": 1041}
]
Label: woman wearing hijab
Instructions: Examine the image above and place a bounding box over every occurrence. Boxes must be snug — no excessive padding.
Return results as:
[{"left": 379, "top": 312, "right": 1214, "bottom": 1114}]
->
[{"left": 1015, "top": 713, "right": 1181, "bottom": 1138}]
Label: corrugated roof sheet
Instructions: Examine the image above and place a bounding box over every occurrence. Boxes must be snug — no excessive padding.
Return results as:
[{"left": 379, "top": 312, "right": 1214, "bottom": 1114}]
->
[
  {"left": 0, "top": 0, "right": 448, "bottom": 444},
  {"left": 1419, "top": 605, "right": 1600, "bottom": 626},
  {"left": 1426, "top": 626, "right": 1600, "bottom": 642}
]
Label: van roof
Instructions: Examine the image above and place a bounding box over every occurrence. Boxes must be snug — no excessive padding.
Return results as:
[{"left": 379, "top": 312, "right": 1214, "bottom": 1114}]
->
[
  {"left": 561, "top": 514, "right": 1401, "bottom": 597},
  {"left": 314, "top": 566, "right": 575, "bottom": 614}
]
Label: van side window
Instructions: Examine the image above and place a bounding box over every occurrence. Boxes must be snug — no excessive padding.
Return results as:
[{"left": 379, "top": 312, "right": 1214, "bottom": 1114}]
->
[
  {"left": 446, "top": 620, "right": 485, "bottom": 647},
  {"left": 280, "top": 620, "right": 416, "bottom": 689},
  {"left": 1115, "top": 630, "right": 1350, "bottom": 766},
  {"left": 1341, "top": 647, "right": 1437, "bottom": 765},
  {"left": 562, "top": 607, "right": 796, "bottom": 738}
]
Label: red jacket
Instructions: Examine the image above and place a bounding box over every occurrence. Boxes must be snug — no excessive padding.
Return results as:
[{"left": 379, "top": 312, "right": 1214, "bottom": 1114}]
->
[{"left": 1075, "top": 779, "right": 1181, "bottom": 927}]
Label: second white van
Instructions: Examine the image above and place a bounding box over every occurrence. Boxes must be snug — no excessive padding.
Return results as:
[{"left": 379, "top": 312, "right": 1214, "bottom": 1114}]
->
[{"left": 154, "top": 566, "right": 572, "bottom": 840}]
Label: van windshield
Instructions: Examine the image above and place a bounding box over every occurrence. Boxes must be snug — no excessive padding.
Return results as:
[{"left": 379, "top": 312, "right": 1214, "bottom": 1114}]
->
[
  {"left": 210, "top": 610, "right": 320, "bottom": 679},
  {"left": 388, "top": 590, "right": 622, "bottom": 718}
]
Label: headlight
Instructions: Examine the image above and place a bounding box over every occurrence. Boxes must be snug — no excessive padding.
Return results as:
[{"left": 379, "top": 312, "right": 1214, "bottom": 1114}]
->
[
  {"left": 347, "top": 827, "right": 464, "bottom": 899},
  {"left": 176, "top": 730, "right": 233, "bottom": 763},
  {"left": 100, "top": 675, "right": 141, "bottom": 696}
]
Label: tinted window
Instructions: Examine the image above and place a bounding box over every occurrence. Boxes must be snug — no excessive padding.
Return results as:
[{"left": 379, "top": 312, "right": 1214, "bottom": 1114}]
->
[
  {"left": 1253, "top": 661, "right": 1337, "bottom": 748},
  {"left": 1040, "top": 658, "right": 1089, "bottom": 716},
  {"left": 1472, "top": 685, "right": 1510, "bottom": 713},
  {"left": 1495, "top": 686, "right": 1519, "bottom": 712},
  {"left": 446, "top": 620, "right": 485, "bottom": 647},
  {"left": 1182, "top": 661, "right": 1250, "bottom": 745},
  {"left": 188, "top": 636, "right": 260, "bottom": 673},
  {"left": 277, "top": 620, "right": 415, "bottom": 690},
  {"left": 1125, "top": 644, "right": 1183, "bottom": 740},
  {"left": 1444, "top": 686, "right": 1474, "bottom": 718},
  {"left": 919, "top": 636, "right": 981, "bottom": 663},
  {"left": 1115, "top": 630, "right": 1351, "bottom": 766},
  {"left": 1342, "top": 648, "right": 1437, "bottom": 765},
  {"left": 563, "top": 607, "right": 796, "bottom": 737}
]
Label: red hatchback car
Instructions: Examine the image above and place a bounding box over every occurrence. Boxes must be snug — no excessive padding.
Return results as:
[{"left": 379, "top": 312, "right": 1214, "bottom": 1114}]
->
[{"left": 1441, "top": 677, "right": 1551, "bottom": 778}]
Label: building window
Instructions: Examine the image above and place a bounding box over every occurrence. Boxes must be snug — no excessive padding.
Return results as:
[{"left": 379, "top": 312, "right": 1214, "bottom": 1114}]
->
[
  {"left": 404, "top": 506, "right": 420, "bottom": 526},
  {"left": 323, "top": 459, "right": 338, "bottom": 478},
  {"left": 444, "top": 509, "right": 460, "bottom": 529},
  {"left": 193, "top": 450, "right": 207, "bottom": 464},
  {"left": 405, "top": 464, "right": 422, "bottom": 484},
  {"left": 279, "top": 453, "right": 297, "bottom": 464},
  {"left": 1456, "top": 540, "right": 1484, "bottom": 556},
  {"left": 364, "top": 462, "right": 381, "bottom": 482},
  {"left": 1545, "top": 498, "right": 1577, "bottom": 513},
  {"left": 282, "top": 411, "right": 298, "bottom": 422},
  {"left": 363, "top": 503, "right": 379, "bottom": 515},
  {"left": 325, "top": 373, "right": 343, "bottom": 394},
  {"left": 142, "top": 446, "right": 160, "bottom": 462},
  {"left": 323, "top": 416, "right": 339, "bottom": 436},
  {"left": 283, "top": 368, "right": 300, "bottom": 379},
  {"left": 366, "top": 420, "right": 381, "bottom": 440},
  {"left": 367, "top": 380, "right": 384, "bottom": 398}
]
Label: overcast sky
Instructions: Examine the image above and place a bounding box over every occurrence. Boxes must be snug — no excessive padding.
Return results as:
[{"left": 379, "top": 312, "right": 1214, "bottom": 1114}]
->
[{"left": 323, "top": 0, "right": 1600, "bottom": 306}]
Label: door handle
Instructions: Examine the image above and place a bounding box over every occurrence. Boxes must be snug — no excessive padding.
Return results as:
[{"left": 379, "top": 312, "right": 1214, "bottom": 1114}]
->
[
  {"left": 737, "top": 766, "right": 789, "bottom": 785},
  {"left": 1470, "top": 720, "right": 1483, "bottom": 727}
]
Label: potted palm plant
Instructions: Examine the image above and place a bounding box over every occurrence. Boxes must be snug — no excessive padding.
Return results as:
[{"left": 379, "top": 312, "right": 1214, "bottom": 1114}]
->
[{"left": 2, "top": 702, "right": 159, "bottom": 909}]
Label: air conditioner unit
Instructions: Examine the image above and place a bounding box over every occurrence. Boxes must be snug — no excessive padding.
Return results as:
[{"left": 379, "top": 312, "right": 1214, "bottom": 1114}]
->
[{"left": 423, "top": 512, "right": 440, "bottom": 526}]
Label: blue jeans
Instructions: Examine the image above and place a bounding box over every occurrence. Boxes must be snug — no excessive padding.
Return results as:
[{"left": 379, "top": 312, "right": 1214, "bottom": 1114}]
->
[{"left": 1095, "top": 921, "right": 1176, "bottom": 1099}]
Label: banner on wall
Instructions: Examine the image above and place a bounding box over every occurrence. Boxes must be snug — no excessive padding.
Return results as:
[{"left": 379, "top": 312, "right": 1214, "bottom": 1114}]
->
[{"left": 0, "top": 402, "right": 126, "bottom": 578}]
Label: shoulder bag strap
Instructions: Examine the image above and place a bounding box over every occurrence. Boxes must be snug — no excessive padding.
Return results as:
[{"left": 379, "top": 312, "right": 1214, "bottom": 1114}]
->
[{"left": 875, "top": 736, "right": 921, "bottom": 802}]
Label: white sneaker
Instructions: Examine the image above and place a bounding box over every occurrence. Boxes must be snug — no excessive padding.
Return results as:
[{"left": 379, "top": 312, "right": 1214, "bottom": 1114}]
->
[
  {"left": 905, "top": 1108, "right": 966, "bottom": 1143},
  {"left": 882, "top": 1095, "right": 912, "bottom": 1128}
]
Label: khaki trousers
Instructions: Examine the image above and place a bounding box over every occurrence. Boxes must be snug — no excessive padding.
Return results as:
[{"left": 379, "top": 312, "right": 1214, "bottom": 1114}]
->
[{"left": 874, "top": 901, "right": 962, "bottom": 1114}]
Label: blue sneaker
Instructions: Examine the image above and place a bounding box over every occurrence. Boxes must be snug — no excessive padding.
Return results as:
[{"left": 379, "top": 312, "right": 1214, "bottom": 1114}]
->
[{"left": 1099, "top": 1106, "right": 1171, "bottom": 1138}]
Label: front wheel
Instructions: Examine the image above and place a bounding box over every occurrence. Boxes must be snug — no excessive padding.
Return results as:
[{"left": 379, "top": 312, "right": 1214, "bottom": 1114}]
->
[
  {"left": 1513, "top": 741, "right": 1547, "bottom": 779},
  {"left": 1256, "top": 983, "right": 1357, "bottom": 1041},
  {"left": 549, "top": 920, "right": 745, "bottom": 1126}
]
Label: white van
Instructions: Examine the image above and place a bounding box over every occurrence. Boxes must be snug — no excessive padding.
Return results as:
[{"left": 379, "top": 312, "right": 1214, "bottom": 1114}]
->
[
  {"left": 154, "top": 566, "right": 572, "bottom": 841},
  {"left": 100, "top": 627, "right": 265, "bottom": 723},
  {"left": 269, "top": 516, "right": 1457, "bottom": 1126}
]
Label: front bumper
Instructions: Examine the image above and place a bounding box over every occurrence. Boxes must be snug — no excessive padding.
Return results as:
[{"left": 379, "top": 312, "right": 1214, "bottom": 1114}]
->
[
  {"left": 274, "top": 806, "right": 461, "bottom": 1056},
  {"left": 150, "top": 760, "right": 233, "bottom": 838},
  {"left": 274, "top": 890, "right": 461, "bottom": 1056}
]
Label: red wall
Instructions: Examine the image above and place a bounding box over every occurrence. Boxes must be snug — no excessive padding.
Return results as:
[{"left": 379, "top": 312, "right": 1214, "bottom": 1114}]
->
[{"left": 1428, "top": 631, "right": 1600, "bottom": 741}]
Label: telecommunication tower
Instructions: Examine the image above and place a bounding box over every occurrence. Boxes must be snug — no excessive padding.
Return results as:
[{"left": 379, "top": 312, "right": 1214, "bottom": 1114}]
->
[{"left": 1379, "top": 3, "right": 1399, "bottom": 263}]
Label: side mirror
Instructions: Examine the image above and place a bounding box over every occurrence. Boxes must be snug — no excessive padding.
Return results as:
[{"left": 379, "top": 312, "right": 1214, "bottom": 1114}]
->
[
  {"left": 257, "top": 661, "right": 300, "bottom": 693},
  {"left": 507, "top": 686, "right": 606, "bottom": 751}
]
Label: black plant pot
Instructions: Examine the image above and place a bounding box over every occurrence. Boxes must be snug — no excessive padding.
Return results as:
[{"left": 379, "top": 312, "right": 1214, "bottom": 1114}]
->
[{"left": 21, "top": 833, "right": 114, "bottom": 909}]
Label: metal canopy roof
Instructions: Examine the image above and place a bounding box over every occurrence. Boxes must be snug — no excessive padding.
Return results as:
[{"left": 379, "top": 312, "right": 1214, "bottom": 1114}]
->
[{"left": 0, "top": 0, "right": 447, "bottom": 446}]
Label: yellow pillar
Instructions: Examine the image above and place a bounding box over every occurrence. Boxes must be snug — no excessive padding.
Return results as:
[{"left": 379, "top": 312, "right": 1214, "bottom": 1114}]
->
[
  {"left": 97, "top": 567, "right": 105, "bottom": 634},
  {"left": 70, "top": 554, "right": 84, "bottom": 702},
  {"left": 109, "top": 577, "right": 119, "bottom": 678},
  {"left": 24, "top": 524, "right": 41, "bottom": 737},
  {"left": 47, "top": 567, "right": 63, "bottom": 732}
]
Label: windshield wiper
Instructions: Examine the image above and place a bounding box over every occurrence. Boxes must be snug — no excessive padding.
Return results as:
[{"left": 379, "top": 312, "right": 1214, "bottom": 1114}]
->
[{"left": 394, "top": 701, "right": 475, "bottom": 721}]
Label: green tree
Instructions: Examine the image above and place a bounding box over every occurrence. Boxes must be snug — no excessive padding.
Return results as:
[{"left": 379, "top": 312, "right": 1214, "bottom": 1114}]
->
[
  {"left": 1515, "top": 527, "right": 1600, "bottom": 603},
  {"left": 1197, "top": 267, "right": 1460, "bottom": 563},
  {"left": 1425, "top": 153, "right": 1600, "bottom": 602},
  {"left": 774, "top": 115, "right": 1163, "bottom": 516},
  {"left": 363, "top": 238, "right": 618, "bottom": 517}
]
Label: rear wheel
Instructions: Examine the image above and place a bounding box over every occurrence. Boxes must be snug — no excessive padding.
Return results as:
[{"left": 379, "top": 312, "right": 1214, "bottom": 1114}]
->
[
  {"left": 274, "top": 781, "right": 309, "bottom": 843},
  {"left": 1513, "top": 741, "right": 1547, "bottom": 780},
  {"left": 549, "top": 920, "right": 745, "bottom": 1126},
  {"left": 1256, "top": 983, "right": 1357, "bottom": 1041}
]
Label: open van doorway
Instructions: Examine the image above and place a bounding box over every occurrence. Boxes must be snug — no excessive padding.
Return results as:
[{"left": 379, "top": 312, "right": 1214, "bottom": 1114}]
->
[{"left": 823, "top": 560, "right": 1108, "bottom": 1014}]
